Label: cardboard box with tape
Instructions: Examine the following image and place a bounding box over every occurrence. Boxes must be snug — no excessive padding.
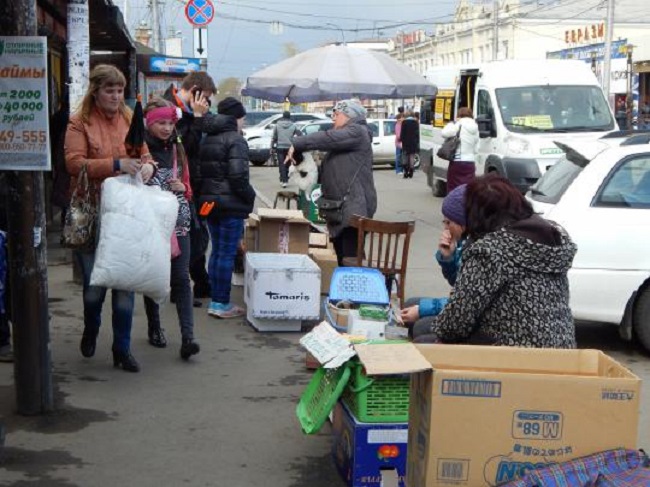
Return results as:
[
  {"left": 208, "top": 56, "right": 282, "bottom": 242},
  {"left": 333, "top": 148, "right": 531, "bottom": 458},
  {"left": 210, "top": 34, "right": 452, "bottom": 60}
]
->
[
  {"left": 349, "top": 343, "right": 641, "bottom": 487},
  {"left": 255, "top": 208, "right": 310, "bottom": 254}
]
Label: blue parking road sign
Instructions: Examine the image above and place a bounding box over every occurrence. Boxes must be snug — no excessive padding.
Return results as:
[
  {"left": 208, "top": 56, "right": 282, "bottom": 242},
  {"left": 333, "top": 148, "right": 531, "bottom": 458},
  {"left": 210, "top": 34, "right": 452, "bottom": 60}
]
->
[{"left": 185, "top": 0, "right": 215, "bottom": 27}]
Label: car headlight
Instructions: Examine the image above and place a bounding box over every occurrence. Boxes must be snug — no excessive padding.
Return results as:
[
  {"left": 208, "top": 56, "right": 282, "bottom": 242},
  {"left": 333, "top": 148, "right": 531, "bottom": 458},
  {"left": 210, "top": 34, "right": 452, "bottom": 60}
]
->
[{"left": 504, "top": 135, "right": 530, "bottom": 156}]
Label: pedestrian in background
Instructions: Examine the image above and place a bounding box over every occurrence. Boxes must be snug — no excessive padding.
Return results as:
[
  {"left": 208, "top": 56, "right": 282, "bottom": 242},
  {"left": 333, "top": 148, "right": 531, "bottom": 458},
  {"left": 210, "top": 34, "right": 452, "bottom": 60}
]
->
[
  {"left": 142, "top": 97, "right": 202, "bottom": 360},
  {"left": 394, "top": 113, "right": 403, "bottom": 174},
  {"left": 163, "top": 71, "right": 217, "bottom": 305},
  {"left": 399, "top": 111, "right": 420, "bottom": 179},
  {"left": 441, "top": 107, "right": 479, "bottom": 192},
  {"left": 198, "top": 97, "right": 255, "bottom": 319},
  {"left": 65, "top": 64, "right": 155, "bottom": 372},
  {"left": 287, "top": 99, "right": 377, "bottom": 265},
  {"left": 272, "top": 111, "right": 300, "bottom": 188},
  {"left": 413, "top": 174, "right": 577, "bottom": 348}
]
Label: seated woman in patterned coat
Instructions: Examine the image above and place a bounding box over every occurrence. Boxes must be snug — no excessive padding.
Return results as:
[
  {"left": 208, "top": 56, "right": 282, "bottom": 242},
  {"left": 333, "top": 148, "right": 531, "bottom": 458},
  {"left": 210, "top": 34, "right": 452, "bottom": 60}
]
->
[{"left": 413, "top": 173, "right": 577, "bottom": 348}]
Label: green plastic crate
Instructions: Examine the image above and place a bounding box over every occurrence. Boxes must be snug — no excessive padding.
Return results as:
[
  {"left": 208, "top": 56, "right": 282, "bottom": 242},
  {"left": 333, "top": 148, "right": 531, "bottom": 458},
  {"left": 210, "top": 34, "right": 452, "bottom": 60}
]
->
[
  {"left": 342, "top": 357, "right": 410, "bottom": 423},
  {"left": 299, "top": 185, "right": 325, "bottom": 224},
  {"left": 296, "top": 363, "right": 351, "bottom": 434}
]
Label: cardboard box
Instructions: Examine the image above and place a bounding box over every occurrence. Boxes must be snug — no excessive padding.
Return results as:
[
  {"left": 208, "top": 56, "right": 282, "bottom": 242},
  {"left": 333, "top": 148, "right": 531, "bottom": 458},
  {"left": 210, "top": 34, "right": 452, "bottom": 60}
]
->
[
  {"left": 245, "top": 253, "right": 321, "bottom": 320},
  {"left": 305, "top": 351, "right": 320, "bottom": 370},
  {"left": 309, "top": 232, "right": 329, "bottom": 249},
  {"left": 326, "top": 302, "right": 351, "bottom": 331},
  {"left": 309, "top": 247, "right": 338, "bottom": 294},
  {"left": 350, "top": 344, "right": 641, "bottom": 487},
  {"left": 243, "top": 216, "right": 258, "bottom": 253},
  {"left": 256, "top": 208, "right": 310, "bottom": 254},
  {"left": 332, "top": 401, "right": 408, "bottom": 487},
  {"left": 347, "top": 310, "right": 387, "bottom": 340}
]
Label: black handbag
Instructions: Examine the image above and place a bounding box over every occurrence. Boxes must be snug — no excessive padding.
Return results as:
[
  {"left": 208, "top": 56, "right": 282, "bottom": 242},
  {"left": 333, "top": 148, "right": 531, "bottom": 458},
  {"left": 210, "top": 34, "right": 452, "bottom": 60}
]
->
[
  {"left": 437, "top": 125, "right": 461, "bottom": 162},
  {"left": 316, "top": 197, "right": 345, "bottom": 224},
  {"left": 315, "top": 164, "right": 363, "bottom": 225}
]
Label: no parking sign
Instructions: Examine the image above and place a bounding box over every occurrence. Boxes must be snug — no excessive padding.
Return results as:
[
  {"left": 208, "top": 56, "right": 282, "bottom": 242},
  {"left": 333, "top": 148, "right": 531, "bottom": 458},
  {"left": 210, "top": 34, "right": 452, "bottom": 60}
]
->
[{"left": 185, "top": 0, "right": 215, "bottom": 27}]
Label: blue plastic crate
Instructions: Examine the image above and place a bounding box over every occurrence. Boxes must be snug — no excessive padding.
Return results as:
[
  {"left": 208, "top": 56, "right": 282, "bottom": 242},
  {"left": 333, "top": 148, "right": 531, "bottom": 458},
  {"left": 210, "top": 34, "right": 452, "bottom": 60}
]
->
[{"left": 329, "top": 267, "right": 389, "bottom": 306}]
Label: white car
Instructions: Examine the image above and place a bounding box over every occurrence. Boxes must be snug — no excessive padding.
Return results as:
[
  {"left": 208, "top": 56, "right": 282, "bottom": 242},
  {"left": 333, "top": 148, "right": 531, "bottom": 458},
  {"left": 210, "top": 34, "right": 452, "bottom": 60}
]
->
[
  {"left": 244, "top": 112, "right": 328, "bottom": 166},
  {"left": 300, "top": 118, "right": 408, "bottom": 167},
  {"left": 526, "top": 133, "right": 650, "bottom": 351}
]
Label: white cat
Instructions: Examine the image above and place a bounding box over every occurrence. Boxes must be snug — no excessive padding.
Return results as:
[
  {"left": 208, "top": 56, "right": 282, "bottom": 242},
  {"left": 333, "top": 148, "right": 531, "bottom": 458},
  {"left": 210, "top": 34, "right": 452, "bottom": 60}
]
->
[{"left": 288, "top": 151, "right": 319, "bottom": 193}]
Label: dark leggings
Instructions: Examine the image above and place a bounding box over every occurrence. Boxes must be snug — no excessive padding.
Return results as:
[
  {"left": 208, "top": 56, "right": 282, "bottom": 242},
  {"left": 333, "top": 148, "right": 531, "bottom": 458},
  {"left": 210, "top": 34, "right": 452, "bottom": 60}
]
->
[
  {"left": 331, "top": 226, "right": 359, "bottom": 266},
  {"left": 144, "top": 234, "right": 194, "bottom": 340}
]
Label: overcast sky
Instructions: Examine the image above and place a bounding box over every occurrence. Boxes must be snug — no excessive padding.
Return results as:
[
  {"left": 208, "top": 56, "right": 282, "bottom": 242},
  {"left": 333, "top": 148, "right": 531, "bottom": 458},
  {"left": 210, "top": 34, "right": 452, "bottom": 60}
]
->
[{"left": 123, "top": 0, "right": 458, "bottom": 83}]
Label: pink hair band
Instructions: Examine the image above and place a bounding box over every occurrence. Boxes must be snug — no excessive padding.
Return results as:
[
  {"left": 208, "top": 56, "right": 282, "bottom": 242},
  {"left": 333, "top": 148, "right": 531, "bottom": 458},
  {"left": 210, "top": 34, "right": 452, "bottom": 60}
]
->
[{"left": 146, "top": 106, "right": 179, "bottom": 126}]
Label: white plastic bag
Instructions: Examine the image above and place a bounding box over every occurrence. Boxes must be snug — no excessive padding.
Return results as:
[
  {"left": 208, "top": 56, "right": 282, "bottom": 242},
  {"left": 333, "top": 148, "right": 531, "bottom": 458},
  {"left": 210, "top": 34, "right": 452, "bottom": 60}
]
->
[{"left": 90, "top": 174, "right": 179, "bottom": 303}]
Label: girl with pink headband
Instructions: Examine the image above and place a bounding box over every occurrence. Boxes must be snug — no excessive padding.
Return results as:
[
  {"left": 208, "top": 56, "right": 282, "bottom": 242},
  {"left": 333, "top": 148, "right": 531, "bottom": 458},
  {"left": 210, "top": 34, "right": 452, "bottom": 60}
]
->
[{"left": 142, "top": 97, "right": 201, "bottom": 361}]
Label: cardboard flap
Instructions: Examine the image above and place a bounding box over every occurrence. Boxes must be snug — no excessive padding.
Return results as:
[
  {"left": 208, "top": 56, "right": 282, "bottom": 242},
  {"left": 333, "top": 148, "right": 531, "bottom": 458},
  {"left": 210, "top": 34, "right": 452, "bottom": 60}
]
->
[
  {"left": 355, "top": 343, "right": 432, "bottom": 375},
  {"left": 257, "top": 208, "right": 309, "bottom": 224}
]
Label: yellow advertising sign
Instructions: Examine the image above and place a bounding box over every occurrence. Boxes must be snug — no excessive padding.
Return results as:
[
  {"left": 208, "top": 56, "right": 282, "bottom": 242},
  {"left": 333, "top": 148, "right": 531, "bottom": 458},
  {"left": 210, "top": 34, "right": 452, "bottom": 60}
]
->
[{"left": 511, "top": 115, "right": 553, "bottom": 129}]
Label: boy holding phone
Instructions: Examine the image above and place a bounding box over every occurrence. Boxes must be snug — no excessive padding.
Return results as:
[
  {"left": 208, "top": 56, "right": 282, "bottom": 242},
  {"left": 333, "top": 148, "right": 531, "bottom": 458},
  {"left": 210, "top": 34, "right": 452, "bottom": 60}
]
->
[{"left": 163, "top": 72, "right": 217, "bottom": 305}]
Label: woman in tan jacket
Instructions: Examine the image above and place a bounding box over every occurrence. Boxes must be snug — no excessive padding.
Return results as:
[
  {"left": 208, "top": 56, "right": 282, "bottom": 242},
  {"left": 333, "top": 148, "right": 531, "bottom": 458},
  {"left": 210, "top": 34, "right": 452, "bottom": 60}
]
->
[{"left": 65, "top": 64, "right": 155, "bottom": 373}]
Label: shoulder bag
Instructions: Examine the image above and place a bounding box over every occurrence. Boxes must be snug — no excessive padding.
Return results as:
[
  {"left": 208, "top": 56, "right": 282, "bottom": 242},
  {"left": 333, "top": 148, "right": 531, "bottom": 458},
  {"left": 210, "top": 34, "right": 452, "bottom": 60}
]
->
[
  {"left": 437, "top": 124, "right": 462, "bottom": 162},
  {"left": 316, "top": 164, "right": 363, "bottom": 225},
  {"left": 61, "top": 164, "right": 98, "bottom": 250}
]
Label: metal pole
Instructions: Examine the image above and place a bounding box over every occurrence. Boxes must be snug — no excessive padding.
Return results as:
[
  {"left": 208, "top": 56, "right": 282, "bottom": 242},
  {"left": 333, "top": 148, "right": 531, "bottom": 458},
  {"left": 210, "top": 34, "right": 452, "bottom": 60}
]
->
[
  {"left": 400, "top": 30, "right": 405, "bottom": 108},
  {"left": 493, "top": 0, "right": 499, "bottom": 60},
  {"left": 602, "top": 0, "right": 615, "bottom": 104},
  {"left": 626, "top": 45, "right": 634, "bottom": 130},
  {"left": 151, "top": 0, "right": 163, "bottom": 53},
  {"left": 0, "top": 0, "right": 53, "bottom": 415}
]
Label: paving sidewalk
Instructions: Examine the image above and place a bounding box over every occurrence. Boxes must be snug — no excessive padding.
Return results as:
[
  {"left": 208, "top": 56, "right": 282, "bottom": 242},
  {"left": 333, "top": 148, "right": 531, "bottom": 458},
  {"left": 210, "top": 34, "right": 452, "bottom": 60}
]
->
[{"left": 0, "top": 201, "right": 347, "bottom": 486}]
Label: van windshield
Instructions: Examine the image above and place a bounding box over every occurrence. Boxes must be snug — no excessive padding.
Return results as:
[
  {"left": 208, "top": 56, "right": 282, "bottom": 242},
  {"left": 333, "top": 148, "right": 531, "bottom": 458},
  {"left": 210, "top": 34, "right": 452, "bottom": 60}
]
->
[{"left": 496, "top": 85, "right": 615, "bottom": 133}]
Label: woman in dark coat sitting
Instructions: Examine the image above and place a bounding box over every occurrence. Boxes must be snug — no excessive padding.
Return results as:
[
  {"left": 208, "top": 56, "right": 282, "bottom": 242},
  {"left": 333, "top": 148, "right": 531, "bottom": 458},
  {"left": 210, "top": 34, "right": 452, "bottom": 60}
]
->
[{"left": 414, "top": 173, "right": 577, "bottom": 348}]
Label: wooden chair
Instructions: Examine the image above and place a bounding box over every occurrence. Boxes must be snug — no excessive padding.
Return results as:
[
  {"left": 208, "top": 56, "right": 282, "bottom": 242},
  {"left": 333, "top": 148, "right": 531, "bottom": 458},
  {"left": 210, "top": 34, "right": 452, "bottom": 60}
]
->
[{"left": 342, "top": 215, "right": 415, "bottom": 307}]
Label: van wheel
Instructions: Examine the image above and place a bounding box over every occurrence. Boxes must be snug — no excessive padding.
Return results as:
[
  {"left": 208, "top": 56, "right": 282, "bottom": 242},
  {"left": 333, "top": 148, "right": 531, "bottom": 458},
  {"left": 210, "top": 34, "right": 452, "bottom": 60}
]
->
[
  {"left": 432, "top": 178, "right": 447, "bottom": 197},
  {"left": 633, "top": 286, "right": 650, "bottom": 353}
]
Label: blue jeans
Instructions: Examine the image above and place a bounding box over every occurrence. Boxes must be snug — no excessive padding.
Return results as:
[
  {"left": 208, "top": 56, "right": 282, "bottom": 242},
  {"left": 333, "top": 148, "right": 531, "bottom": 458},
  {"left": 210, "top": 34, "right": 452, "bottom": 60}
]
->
[
  {"left": 144, "top": 234, "right": 194, "bottom": 339},
  {"left": 74, "top": 250, "right": 135, "bottom": 353},
  {"left": 207, "top": 217, "right": 244, "bottom": 304},
  {"left": 395, "top": 147, "right": 402, "bottom": 173}
]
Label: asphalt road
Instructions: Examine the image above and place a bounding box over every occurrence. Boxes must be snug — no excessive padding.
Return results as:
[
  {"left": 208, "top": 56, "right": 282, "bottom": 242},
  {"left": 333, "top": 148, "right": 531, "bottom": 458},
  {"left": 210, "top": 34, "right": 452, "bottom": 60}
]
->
[{"left": 0, "top": 164, "right": 647, "bottom": 486}]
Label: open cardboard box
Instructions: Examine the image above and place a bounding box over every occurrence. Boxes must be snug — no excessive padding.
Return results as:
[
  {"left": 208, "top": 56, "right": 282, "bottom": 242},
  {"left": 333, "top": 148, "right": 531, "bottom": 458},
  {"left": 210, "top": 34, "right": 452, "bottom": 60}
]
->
[
  {"left": 352, "top": 343, "right": 641, "bottom": 487},
  {"left": 254, "top": 208, "right": 310, "bottom": 254}
]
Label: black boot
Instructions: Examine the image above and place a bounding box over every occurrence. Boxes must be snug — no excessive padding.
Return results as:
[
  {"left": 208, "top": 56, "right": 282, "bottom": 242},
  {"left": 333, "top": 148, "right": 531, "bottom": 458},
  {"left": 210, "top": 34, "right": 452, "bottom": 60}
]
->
[
  {"left": 148, "top": 326, "right": 167, "bottom": 348},
  {"left": 193, "top": 282, "right": 211, "bottom": 299},
  {"left": 112, "top": 349, "right": 140, "bottom": 372},
  {"left": 80, "top": 328, "right": 98, "bottom": 358},
  {"left": 180, "top": 338, "right": 200, "bottom": 361}
]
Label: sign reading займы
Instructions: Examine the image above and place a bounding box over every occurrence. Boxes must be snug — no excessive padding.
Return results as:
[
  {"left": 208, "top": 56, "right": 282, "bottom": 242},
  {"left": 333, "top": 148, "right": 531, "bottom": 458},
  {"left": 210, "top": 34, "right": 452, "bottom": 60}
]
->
[{"left": 0, "top": 36, "right": 50, "bottom": 171}]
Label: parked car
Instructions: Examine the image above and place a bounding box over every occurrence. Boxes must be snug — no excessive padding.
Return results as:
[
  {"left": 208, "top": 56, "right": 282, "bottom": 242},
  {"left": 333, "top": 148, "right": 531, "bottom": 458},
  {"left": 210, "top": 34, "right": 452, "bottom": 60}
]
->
[
  {"left": 298, "top": 118, "right": 411, "bottom": 168},
  {"left": 244, "top": 110, "right": 282, "bottom": 128},
  {"left": 245, "top": 113, "right": 328, "bottom": 166},
  {"left": 526, "top": 134, "right": 650, "bottom": 351}
]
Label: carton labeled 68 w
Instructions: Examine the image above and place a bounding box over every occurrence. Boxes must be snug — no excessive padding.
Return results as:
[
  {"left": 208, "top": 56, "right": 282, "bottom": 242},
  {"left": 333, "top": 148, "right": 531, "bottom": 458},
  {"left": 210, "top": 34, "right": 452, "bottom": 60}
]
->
[{"left": 352, "top": 343, "right": 641, "bottom": 487}]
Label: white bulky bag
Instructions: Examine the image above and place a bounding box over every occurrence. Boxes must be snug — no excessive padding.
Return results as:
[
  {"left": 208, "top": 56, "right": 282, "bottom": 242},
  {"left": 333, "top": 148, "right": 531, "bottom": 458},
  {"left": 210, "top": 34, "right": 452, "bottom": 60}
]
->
[{"left": 90, "top": 174, "right": 179, "bottom": 303}]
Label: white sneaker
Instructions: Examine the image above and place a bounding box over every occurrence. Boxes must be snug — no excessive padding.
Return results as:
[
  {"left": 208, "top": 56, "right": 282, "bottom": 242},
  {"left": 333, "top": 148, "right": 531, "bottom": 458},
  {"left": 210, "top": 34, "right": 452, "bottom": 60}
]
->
[{"left": 281, "top": 182, "right": 288, "bottom": 188}]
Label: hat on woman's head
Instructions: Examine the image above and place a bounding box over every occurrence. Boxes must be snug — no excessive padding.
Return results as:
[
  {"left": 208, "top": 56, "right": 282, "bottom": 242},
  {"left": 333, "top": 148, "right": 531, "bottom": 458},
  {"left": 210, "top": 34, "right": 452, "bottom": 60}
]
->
[
  {"left": 441, "top": 184, "right": 467, "bottom": 226},
  {"left": 217, "top": 97, "right": 246, "bottom": 119},
  {"left": 333, "top": 99, "right": 367, "bottom": 119}
]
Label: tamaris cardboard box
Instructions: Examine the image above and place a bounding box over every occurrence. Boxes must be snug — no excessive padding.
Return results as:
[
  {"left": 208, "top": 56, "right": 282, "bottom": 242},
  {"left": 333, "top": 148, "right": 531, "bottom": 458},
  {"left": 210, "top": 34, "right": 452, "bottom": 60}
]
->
[{"left": 350, "top": 344, "right": 641, "bottom": 487}]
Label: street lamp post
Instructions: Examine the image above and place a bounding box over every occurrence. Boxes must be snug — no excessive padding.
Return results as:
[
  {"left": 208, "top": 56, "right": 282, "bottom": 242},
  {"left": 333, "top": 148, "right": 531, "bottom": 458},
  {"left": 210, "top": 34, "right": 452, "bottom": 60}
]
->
[{"left": 626, "top": 44, "right": 635, "bottom": 130}]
